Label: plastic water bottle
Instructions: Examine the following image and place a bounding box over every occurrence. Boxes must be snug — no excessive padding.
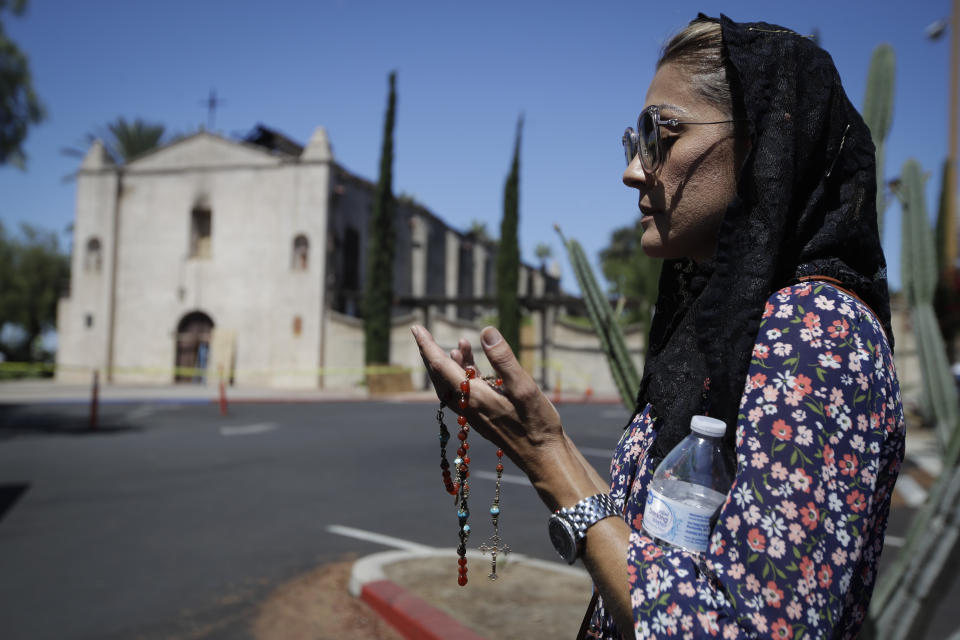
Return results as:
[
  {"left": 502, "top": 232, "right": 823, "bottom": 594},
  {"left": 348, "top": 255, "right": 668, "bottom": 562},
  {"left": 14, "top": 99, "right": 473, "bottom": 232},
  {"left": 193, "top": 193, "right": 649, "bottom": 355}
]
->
[{"left": 642, "top": 415, "right": 734, "bottom": 554}]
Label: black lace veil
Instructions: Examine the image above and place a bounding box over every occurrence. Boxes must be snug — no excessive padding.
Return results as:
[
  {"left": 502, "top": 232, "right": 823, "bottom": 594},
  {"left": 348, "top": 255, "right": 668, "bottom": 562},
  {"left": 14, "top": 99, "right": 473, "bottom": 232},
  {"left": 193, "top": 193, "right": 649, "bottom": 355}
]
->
[{"left": 637, "top": 15, "right": 892, "bottom": 467}]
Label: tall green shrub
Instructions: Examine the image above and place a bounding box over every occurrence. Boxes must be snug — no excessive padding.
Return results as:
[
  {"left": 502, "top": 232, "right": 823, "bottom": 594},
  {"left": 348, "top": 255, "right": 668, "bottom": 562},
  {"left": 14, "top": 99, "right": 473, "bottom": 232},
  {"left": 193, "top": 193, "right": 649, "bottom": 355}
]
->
[
  {"left": 363, "top": 71, "right": 397, "bottom": 365},
  {"left": 496, "top": 116, "right": 523, "bottom": 352}
]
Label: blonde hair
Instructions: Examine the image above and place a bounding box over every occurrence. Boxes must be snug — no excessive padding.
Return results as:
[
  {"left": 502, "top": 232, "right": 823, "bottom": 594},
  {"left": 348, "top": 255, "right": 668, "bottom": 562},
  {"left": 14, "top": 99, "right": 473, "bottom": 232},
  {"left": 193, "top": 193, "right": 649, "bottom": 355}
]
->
[{"left": 658, "top": 19, "right": 738, "bottom": 118}]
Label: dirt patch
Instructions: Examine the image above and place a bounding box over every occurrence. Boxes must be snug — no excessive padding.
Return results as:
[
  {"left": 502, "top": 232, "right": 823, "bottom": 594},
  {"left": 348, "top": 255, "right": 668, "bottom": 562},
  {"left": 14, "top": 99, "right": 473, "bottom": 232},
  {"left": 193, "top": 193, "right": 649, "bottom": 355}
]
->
[
  {"left": 384, "top": 555, "right": 594, "bottom": 638},
  {"left": 251, "top": 556, "right": 404, "bottom": 640}
]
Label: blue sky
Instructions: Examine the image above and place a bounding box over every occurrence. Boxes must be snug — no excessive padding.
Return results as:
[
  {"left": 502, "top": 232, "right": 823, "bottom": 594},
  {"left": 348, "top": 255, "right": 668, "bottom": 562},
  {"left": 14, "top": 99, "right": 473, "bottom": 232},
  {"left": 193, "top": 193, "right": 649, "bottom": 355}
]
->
[{"left": 0, "top": 0, "right": 954, "bottom": 293}]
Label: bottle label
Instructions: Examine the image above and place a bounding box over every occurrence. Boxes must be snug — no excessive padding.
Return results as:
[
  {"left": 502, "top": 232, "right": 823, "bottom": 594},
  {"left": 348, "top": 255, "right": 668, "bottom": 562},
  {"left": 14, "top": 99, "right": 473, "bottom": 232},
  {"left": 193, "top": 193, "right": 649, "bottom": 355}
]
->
[{"left": 642, "top": 487, "right": 719, "bottom": 553}]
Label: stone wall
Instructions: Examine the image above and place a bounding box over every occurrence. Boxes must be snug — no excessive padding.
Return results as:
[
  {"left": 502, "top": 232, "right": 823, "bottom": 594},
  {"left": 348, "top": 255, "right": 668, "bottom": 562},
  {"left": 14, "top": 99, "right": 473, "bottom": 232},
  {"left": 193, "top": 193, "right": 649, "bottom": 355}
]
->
[{"left": 321, "top": 308, "right": 644, "bottom": 398}]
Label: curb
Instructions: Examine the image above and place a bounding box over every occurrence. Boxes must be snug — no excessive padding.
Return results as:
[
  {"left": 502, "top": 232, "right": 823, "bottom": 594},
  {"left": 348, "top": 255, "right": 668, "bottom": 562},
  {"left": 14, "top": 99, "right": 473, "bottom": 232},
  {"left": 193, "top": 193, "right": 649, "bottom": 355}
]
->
[{"left": 350, "top": 548, "right": 590, "bottom": 640}]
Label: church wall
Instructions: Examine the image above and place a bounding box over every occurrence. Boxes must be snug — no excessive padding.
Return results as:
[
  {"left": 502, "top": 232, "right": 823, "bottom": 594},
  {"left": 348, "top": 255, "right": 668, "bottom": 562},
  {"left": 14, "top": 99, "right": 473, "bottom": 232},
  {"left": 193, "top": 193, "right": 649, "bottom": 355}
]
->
[
  {"left": 547, "top": 319, "right": 645, "bottom": 396},
  {"left": 425, "top": 218, "right": 447, "bottom": 297},
  {"left": 409, "top": 215, "right": 427, "bottom": 297},
  {"left": 392, "top": 201, "right": 414, "bottom": 315},
  {"left": 268, "top": 161, "right": 331, "bottom": 388},
  {"left": 108, "top": 146, "right": 329, "bottom": 387},
  {"left": 56, "top": 169, "right": 119, "bottom": 382},
  {"left": 444, "top": 230, "right": 459, "bottom": 319},
  {"left": 327, "top": 174, "right": 372, "bottom": 316}
]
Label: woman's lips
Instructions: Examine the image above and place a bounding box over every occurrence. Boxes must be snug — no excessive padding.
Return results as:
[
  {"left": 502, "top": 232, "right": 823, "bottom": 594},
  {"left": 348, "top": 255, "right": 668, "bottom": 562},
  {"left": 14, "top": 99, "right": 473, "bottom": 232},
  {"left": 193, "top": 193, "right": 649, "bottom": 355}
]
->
[{"left": 639, "top": 207, "right": 660, "bottom": 223}]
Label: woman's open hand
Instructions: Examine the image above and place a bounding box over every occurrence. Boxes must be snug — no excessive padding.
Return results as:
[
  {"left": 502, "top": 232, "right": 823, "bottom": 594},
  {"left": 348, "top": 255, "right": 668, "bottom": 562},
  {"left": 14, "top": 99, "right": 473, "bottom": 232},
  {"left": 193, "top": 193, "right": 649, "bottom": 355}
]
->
[{"left": 411, "top": 324, "right": 606, "bottom": 509}]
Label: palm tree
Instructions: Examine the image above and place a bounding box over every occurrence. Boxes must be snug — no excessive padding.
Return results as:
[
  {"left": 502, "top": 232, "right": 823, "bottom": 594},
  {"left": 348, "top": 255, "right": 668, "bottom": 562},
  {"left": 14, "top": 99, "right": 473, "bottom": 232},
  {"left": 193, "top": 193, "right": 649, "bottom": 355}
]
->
[
  {"left": 63, "top": 117, "right": 167, "bottom": 165},
  {"left": 534, "top": 242, "right": 552, "bottom": 268},
  {"left": 96, "top": 117, "right": 166, "bottom": 163}
]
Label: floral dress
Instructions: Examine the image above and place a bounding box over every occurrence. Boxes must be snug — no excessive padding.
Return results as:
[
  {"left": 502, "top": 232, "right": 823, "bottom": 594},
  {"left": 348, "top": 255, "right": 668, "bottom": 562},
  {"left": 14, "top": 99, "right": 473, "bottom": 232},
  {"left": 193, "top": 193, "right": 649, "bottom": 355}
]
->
[{"left": 589, "top": 281, "right": 905, "bottom": 639}]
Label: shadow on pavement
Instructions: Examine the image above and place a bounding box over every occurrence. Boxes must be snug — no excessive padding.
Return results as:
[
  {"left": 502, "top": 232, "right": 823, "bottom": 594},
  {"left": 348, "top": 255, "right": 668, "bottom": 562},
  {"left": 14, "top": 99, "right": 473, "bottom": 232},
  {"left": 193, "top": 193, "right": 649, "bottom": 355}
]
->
[
  {"left": 0, "top": 483, "right": 29, "bottom": 523},
  {"left": 0, "top": 405, "right": 140, "bottom": 439}
]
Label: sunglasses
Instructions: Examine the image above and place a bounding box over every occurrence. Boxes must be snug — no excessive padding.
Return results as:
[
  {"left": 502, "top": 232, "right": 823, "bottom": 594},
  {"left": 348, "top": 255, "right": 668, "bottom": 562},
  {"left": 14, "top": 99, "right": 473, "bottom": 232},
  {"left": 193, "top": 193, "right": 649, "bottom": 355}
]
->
[{"left": 622, "top": 105, "right": 742, "bottom": 174}]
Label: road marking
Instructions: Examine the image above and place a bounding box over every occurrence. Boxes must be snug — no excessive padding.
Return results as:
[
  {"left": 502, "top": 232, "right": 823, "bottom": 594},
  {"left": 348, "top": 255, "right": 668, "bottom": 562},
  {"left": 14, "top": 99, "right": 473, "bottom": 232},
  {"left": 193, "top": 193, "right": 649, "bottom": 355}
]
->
[
  {"left": 219, "top": 422, "right": 279, "bottom": 436},
  {"left": 472, "top": 470, "right": 531, "bottom": 486},
  {"left": 327, "top": 524, "right": 432, "bottom": 552},
  {"left": 125, "top": 406, "right": 156, "bottom": 420},
  {"left": 579, "top": 447, "right": 613, "bottom": 459},
  {"left": 894, "top": 474, "right": 928, "bottom": 507}
]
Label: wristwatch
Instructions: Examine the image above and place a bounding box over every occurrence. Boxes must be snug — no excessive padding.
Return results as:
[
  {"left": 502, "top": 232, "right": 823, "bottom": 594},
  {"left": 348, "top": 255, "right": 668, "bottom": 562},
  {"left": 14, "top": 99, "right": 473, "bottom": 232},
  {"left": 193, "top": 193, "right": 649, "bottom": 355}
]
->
[{"left": 548, "top": 493, "right": 620, "bottom": 565}]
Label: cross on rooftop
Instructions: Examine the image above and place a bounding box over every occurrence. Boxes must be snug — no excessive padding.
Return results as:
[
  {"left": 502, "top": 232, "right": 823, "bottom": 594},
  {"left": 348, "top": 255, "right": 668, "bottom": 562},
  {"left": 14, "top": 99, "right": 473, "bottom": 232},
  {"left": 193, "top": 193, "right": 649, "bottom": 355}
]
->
[{"left": 201, "top": 89, "right": 226, "bottom": 131}]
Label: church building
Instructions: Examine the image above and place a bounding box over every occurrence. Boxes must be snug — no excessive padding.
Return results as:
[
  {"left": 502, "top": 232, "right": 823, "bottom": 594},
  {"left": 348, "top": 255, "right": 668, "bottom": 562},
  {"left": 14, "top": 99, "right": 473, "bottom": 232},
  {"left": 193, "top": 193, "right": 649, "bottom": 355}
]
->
[{"left": 55, "top": 125, "right": 559, "bottom": 389}]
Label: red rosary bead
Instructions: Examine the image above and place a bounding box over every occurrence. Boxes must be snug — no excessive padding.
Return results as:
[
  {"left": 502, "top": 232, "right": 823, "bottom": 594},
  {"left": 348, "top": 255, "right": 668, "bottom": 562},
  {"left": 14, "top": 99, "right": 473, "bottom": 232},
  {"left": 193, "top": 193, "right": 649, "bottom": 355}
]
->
[
  {"left": 458, "top": 575, "right": 468, "bottom": 586},
  {"left": 458, "top": 557, "right": 467, "bottom": 566},
  {"left": 462, "top": 442, "right": 469, "bottom": 450},
  {"left": 496, "top": 463, "right": 504, "bottom": 472},
  {"left": 465, "top": 367, "right": 476, "bottom": 379},
  {"left": 457, "top": 415, "right": 468, "bottom": 427},
  {"left": 496, "top": 449, "right": 504, "bottom": 457},
  {"left": 495, "top": 377, "right": 503, "bottom": 386},
  {"left": 463, "top": 455, "right": 471, "bottom": 464},
  {"left": 460, "top": 380, "right": 470, "bottom": 393},
  {"left": 458, "top": 397, "right": 468, "bottom": 409},
  {"left": 457, "top": 431, "right": 467, "bottom": 441}
]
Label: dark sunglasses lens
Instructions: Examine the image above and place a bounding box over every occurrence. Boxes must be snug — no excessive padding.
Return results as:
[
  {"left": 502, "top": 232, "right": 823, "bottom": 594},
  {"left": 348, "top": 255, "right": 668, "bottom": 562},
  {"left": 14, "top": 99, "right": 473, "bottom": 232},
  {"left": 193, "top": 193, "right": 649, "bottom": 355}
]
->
[
  {"left": 622, "top": 128, "right": 637, "bottom": 166},
  {"left": 638, "top": 111, "right": 659, "bottom": 172}
]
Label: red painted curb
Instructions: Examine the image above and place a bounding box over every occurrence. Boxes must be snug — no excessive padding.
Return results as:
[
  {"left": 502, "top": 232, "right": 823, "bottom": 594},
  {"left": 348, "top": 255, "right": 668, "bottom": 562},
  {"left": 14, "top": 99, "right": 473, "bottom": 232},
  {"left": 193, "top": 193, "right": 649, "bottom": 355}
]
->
[{"left": 360, "top": 579, "right": 488, "bottom": 640}]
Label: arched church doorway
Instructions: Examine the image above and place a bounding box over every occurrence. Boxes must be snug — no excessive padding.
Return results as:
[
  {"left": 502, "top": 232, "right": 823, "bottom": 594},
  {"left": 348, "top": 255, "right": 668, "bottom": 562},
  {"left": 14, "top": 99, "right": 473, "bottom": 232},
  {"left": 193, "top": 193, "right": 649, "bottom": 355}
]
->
[{"left": 175, "top": 311, "right": 214, "bottom": 383}]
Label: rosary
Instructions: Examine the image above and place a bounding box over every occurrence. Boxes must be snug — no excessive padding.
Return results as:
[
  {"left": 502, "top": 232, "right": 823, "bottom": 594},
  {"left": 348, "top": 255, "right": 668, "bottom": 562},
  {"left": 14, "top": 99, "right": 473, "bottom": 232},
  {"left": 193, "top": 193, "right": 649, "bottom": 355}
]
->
[{"left": 437, "top": 365, "right": 510, "bottom": 586}]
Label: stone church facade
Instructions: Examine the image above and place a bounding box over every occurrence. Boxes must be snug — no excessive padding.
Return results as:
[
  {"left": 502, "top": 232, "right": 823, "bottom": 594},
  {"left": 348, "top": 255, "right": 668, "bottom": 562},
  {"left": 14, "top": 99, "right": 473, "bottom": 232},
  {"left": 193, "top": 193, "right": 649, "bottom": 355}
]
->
[{"left": 56, "top": 125, "right": 565, "bottom": 390}]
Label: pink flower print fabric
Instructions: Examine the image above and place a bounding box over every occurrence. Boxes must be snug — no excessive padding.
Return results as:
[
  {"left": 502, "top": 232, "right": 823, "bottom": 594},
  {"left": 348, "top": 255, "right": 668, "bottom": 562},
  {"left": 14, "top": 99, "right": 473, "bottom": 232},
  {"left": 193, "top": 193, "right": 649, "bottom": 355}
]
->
[{"left": 588, "top": 281, "right": 905, "bottom": 639}]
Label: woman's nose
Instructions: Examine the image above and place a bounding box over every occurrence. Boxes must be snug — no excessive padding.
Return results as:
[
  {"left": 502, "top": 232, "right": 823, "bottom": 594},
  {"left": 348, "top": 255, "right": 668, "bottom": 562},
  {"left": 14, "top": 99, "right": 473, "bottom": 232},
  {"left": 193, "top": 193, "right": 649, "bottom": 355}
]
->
[{"left": 622, "top": 154, "right": 650, "bottom": 188}]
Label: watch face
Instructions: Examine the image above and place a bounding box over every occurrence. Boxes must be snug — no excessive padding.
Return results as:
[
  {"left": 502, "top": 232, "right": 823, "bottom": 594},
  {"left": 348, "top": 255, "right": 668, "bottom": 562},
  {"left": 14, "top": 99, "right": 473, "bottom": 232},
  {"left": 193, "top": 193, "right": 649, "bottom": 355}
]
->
[{"left": 548, "top": 515, "right": 577, "bottom": 564}]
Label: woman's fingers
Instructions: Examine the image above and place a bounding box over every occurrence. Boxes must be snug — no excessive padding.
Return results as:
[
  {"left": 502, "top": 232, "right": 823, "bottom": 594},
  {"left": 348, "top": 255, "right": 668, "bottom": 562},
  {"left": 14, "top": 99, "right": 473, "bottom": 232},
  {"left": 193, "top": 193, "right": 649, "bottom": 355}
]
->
[
  {"left": 412, "top": 325, "right": 466, "bottom": 404},
  {"left": 479, "top": 326, "right": 540, "bottom": 405},
  {"left": 458, "top": 338, "right": 477, "bottom": 370}
]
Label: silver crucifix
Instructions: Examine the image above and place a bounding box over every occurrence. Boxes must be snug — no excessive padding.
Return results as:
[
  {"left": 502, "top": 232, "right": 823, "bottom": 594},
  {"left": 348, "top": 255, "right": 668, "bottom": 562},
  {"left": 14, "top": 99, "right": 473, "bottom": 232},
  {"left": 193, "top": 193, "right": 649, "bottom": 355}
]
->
[{"left": 479, "top": 535, "right": 510, "bottom": 580}]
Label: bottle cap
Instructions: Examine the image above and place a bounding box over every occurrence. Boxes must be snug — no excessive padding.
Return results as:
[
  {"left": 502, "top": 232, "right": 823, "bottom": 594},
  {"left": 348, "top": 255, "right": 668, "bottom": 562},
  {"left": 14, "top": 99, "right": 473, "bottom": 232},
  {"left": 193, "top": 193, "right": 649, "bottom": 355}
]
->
[{"left": 690, "top": 415, "right": 726, "bottom": 437}]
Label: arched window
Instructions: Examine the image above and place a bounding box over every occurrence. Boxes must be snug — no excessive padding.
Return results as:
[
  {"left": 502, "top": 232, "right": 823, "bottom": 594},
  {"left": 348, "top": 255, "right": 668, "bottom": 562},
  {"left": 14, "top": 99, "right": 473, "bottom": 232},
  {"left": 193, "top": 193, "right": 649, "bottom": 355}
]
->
[
  {"left": 190, "top": 206, "right": 212, "bottom": 259},
  {"left": 84, "top": 237, "right": 102, "bottom": 273},
  {"left": 292, "top": 234, "right": 309, "bottom": 270}
]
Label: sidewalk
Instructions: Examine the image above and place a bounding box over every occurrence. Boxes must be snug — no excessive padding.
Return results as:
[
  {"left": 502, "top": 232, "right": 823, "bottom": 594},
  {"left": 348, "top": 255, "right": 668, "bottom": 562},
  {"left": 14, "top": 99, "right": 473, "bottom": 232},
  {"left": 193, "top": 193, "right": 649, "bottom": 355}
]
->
[
  {"left": 0, "top": 378, "right": 436, "bottom": 404},
  {"left": 348, "top": 548, "right": 594, "bottom": 640}
]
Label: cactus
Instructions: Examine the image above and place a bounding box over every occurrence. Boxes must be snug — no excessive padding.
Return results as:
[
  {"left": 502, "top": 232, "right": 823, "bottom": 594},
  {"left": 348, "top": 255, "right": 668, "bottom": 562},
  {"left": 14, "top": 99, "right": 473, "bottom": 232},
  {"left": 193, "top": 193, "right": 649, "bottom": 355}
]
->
[
  {"left": 869, "top": 159, "right": 960, "bottom": 638},
  {"left": 899, "top": 159, "right": 958, "bottom": 445},
  {"left": 862, "top": 44, "right": 895, "bottom": 239},
  {"left": 555, "top": 225, "right": 640, "bottom": 410}
]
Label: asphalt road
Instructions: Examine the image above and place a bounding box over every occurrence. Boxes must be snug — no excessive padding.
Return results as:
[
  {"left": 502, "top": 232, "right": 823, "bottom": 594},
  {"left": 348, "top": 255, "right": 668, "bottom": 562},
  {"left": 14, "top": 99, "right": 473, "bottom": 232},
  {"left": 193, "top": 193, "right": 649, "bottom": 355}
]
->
[{"left": 0, "top": 400, "right": 953, "bottom": 639}]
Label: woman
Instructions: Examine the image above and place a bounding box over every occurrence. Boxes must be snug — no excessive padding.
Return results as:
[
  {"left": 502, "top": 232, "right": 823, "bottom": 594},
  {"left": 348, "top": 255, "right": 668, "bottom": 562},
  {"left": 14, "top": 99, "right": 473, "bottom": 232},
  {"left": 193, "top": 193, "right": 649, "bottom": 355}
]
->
[{"left": 412, "top": 14, "right": 904, "bottom": 639}]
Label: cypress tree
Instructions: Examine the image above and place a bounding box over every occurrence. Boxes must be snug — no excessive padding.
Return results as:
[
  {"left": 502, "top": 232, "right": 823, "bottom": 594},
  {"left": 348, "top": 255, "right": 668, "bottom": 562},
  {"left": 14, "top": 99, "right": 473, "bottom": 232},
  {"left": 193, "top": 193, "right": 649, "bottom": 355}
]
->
[
  {"left": 496, "top": 115, "right": 523, "bottom": 352},
  {"left": 364, "top": 71, "right": 397, "bottom": 365}
]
